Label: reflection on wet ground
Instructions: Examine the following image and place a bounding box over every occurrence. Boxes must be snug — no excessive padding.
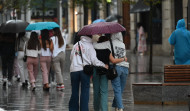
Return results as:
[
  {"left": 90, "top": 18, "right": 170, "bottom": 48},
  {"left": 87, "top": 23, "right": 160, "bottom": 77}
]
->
[
  {"left": 0, "top": 73, "right": 188, "bottom": 111},
  {"left": 0, "top": 53, "right": 188, "bottom": 111}
]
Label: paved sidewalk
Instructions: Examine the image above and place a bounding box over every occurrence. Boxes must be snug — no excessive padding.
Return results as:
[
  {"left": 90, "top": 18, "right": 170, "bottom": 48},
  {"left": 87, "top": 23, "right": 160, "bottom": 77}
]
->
[{"left": 0, "top": 52, "right": 188, "bottom": 111}]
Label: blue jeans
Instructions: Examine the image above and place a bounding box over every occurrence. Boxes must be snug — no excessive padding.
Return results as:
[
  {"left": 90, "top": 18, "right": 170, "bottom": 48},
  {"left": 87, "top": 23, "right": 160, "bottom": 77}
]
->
[
  {"left": 111, "top": 66, "right": 129, "bottom": 109},
  {"left": 69, "top": 71, "right": 90, "bottom": 111},
  {"left": 92, "top": 68, "right": 108, "bottom": 111}
]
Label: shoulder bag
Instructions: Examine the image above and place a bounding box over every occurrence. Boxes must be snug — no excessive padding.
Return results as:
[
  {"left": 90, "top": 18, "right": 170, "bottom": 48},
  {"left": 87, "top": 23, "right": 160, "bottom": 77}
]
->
[
  {"left": 106, "top": 38, "right": 118, "bottom": 80},
  {"left": 78, "top": 42, "right": 94, "bottom": 76}
]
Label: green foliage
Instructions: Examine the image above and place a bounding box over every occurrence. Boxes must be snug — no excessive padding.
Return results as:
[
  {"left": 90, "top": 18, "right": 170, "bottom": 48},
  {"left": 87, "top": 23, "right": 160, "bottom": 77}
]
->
[
  {"left": 144, "top": 0, "right": 161, "bottom": 6},
  {"left": 30, "top": 0, "right": 57, "bottom": 9},
  {"left": 122, "top": 0, "right": 161, "bottom": 5},
  {"left": 74, "top": 0, "right": 102, "bottom": 8}
]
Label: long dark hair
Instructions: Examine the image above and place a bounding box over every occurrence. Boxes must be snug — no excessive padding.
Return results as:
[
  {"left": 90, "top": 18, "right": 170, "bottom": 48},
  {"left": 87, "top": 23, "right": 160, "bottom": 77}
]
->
[
  {"left": 17, "top": 32, "right": 25, "bottom": 47},
  {"left": 53, "top": 27, "right": 64, "bottom": 48},
  {"left": 27, "top": 32, "right": 41, "bottom": 50},
  {"left": 41, "top": 29, "right": 50, "bottom": 50}
]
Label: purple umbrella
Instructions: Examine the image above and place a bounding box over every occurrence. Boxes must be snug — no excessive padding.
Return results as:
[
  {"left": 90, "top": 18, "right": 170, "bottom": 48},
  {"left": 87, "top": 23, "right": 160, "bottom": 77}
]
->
[{"left": 78, "top": 22, "right": 126, "bottom": 36}]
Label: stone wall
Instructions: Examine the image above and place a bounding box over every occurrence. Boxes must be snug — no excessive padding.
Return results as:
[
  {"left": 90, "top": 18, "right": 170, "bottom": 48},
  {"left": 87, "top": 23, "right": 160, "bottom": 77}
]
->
[{"left": 161, "top": 0, "right": 175, "bottom": 56}]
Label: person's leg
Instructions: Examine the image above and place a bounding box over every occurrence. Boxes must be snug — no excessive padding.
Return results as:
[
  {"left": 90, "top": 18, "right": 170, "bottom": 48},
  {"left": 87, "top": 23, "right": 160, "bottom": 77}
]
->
[
  {"left": 100, "top": 75, "right": 108, "bottom": 111},
  {"left": 92, "top": 69, "right": 100, "bottom": 111},
  {"left": 46, "top": 56, "right": 51, "bottom": 85},
  {"left": 27, "top": 57, "right": 35, "bottom": 83},
  {"left": 40, "top": 56, "right": 49, "bottom": 84},
  {"left": 53, "top": 55, "right": 63, "bottom": 84},
  {"left": 13, "top": 57, "right": 20, "bottom": 77},
  {"left": 24, "top": 61, "right": 29, "bottom": 82},
  {"left": 7, "top": 55, "right": 14, "bottom": 81},
  {"left": 33, "top": 58, "right": 39, "bottom": 80},
  {"left": 120, "top": 67, "right": 129, "bottom": 93},
  {"left": 18, "top": 51, "right": 25, "bottom": 83},
  {"left": 1, "top": 56, "right": 7, "bottom": 78},
  {"left": 69, "top": 72, "right": 80, "bottom": 111},
  {"left": 111, "top": 66, "right": 123, "bottom": 109},
  {"left": 60, "top": 52, "right": 65, "bottom": 83},
  {"left": 80, "top": 71, "right": 90, "bottom": 111},
  {"left": 24, "top": 61, "right": 29, "bottom": 84}
]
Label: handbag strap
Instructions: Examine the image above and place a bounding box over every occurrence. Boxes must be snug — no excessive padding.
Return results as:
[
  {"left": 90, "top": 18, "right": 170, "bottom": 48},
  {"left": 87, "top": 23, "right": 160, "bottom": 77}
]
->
[
  {"left": 24, "top": 41, "right": 27, "bottom": 56},
  {"left": 109, "top": 38, "right": 116, "bottom": 67},
  {"left": 78, "top": 41, "right": 84, "bottom": 64}
]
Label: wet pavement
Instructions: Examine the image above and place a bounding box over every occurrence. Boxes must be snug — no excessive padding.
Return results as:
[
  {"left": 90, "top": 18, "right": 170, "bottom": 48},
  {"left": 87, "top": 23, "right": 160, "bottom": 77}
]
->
[{"left": 0, "top": 53, "right": 189, "bottom": 111}]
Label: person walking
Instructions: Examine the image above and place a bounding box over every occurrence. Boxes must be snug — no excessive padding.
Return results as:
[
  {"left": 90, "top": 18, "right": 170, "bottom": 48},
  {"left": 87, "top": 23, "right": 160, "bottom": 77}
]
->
[
  {"left": 40, "top": 29, "right": 53, "bottom": 91},
  {"left": 16, "top": 32, "right": 29, "bottom": 87},
  {"left": 51, "top": 28, "right": 65, "bottom": 90},
  {"left": 13, "top": 56, "right": 21, "bottom": 82},
  {"left": 1, "top": 33, "right": 16, "bottom": 86},
  {"left": 93, "top": 34, "right": 127, "bottom": 111},
  {"left": 26, "top": 32, "right": 41, "bottom": 91},
  {"left": 137, "top": 25, "right": 147, "bottom": 55},
  {"left": 168, "top": 19, "right": 190, "bottom": 64},
  {"left": 69, "top": 35, "right": 108, "bottom": 111},
  {"left": 94, "top": 32, "right": 129, "bottom": 111}
]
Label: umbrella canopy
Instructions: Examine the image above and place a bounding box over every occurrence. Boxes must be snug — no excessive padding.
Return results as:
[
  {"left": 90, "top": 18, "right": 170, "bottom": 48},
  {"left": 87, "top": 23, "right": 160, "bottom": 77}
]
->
[
  {"left": 25, "top": 22, "right": 59, "bottom": 31},
  {"left": 130, "top": 0, "right": 150, "bottom": 13},
  {"left": 0, "top": 20, "right": 29, "bottom": 33},
  {"left": 105, "top": 15, "right": 122, "bottom": 22},
  {"left": 78, "top": 22, "right": 126, "bottom": 36},
  {"left": 92, "top": 19, "right": 105, "bottom": 24}
]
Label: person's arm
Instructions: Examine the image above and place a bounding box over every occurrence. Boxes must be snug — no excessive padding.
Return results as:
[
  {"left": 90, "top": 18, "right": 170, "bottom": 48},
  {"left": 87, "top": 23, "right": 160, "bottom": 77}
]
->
[
  {"left": 168, "top": 31, "right": 176, "bottom": 45},
  {"left": 109, "top": 53, "right": 127, "bottom": 64},
  {"left": 50, "top": 40, "right": 54, "bottom": 53},
  {"left": 89, "top": 46, "right": 106, "bottom": 68},
  {"left": 70, "top": 44, "right": 76, "bottom": 61}
]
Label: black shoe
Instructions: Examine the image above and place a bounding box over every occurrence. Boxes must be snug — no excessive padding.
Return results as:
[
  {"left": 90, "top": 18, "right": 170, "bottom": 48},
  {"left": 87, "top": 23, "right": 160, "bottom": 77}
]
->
[
  {"left": 25, "top": 80, "right": 28, "bottom": 86},
  {"left": 17, "top": 78, "right": 20, "bottom": 82},
  {"left": 3, "top": 82, "right": 6, "bottom": 87},
  {"left": 22, "top": 83, "right": 26, "bottom": 88}
]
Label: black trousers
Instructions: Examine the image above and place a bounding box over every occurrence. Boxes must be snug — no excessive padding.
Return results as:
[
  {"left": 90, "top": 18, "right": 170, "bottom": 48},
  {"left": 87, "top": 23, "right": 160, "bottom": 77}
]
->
[{"left": 1, "top": 55, "right": 14, "bottom": 81}]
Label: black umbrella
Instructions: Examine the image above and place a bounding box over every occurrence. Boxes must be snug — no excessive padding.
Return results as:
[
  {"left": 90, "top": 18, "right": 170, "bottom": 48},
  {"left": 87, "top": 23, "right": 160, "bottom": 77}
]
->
[
  {"left": 130, "top": 0, "right": 150, "bottom": 13},
  {"left": 105, "top": 14, "right": 122, "bottom": 22},
  {"left": 0, "top": 20, "right": 29, "bottom": 33}
]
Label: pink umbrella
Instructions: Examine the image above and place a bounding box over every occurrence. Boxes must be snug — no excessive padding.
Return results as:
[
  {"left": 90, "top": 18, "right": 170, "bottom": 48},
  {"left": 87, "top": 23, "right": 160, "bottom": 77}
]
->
[{"left": 78, "top": 22, "right": 126, "bottom": 36}]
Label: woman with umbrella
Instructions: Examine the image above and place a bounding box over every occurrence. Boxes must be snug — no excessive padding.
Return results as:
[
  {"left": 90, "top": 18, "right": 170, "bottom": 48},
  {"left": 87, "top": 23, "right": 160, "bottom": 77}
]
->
[
  {"left": 1, "top": 33, "right": 16, "bottom": 86},
  {"left": 92, "top": 34, "right": 127, "bottom": 111},
  {"left": 94, "top": 32, "right": 129, "bottom": 111},
  {"left": 16, "top": 32, "right": 29, "bottom": 87},
  {"left": 26, "top": 31, "right": 41, "bottom": 91},
  {"left": 69, "top": 35, "right": 108, "bottom": 111},
  {"left": 39, "top": 29, "right": 53, "bottom": 91},
  {"left": 51, "top": 27, "right": 65, "bottom": 90}
]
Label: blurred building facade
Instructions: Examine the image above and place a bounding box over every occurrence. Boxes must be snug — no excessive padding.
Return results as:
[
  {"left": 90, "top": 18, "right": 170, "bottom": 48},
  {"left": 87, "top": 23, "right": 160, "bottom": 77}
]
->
[
  {"left": 130, "top": 0, "right": 188, "bottom": 56},
  {"left": 0, "top": 0, "right": 189, "bottom": 56},
  {"left": 67, "top": 0, "right": 131, "bottom": 49}
]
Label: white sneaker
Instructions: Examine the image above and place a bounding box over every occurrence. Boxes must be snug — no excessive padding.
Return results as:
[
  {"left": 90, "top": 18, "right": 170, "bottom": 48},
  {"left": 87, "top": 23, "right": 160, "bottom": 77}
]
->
[
  {"left": 2, "top": 78, "right": 7, "bottom": 87},
  {"left": 56, "top": 84, "right": 65, "bottom": 90},
  {"left": 115, "top": 108, "right": 119, "bottom": 111},
  {"left": 118, "top": 109, "right": 123, "bottom": 111},
  {"left": 8, "top": 81, "right": 12, "bottom": 86},
  {"left": 31, "top": 83, "right": 36, "bottom": 91}
]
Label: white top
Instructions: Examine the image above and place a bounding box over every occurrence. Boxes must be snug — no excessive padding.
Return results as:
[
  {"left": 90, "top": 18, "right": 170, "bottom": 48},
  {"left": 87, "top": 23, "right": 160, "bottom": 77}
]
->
[
  {"left": 51, "top": 36, "right": 65, "bottom": 58},
  {"left": 41, "top": 48, "right": 52, "bottom": 56},
  {"left": 70, "top": 36, "right": 105, "bottom": 72},
  {"left": 93, "top": 32, "right": 129, "bottom": 68},
  {"left": 25, "top": 42, "right": 41, "bottom": 57}
]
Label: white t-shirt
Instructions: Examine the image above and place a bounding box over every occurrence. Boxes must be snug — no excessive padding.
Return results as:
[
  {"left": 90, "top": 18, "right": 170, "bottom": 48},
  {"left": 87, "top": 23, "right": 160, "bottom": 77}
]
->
[
  {"left": 41, "top": 48, "right": 52, "bottom": 56},
  {"left": 51, "top": 36, "right": 65, "bottom": 58}
]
